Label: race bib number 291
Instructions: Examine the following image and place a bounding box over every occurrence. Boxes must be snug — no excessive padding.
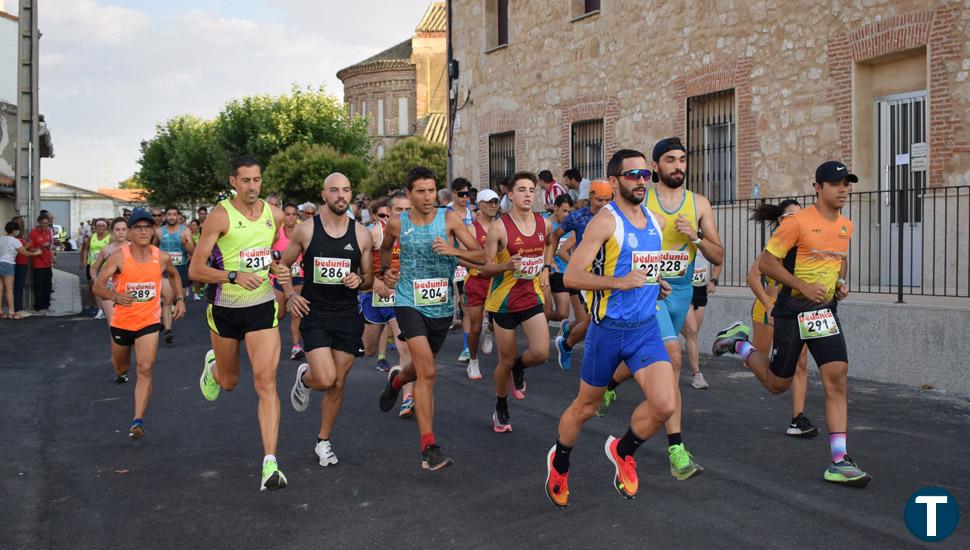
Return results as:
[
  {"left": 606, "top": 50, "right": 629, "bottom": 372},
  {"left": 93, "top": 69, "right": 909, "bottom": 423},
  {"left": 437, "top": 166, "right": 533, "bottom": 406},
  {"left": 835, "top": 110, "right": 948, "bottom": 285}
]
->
[
  {"left": 797, "top": 308, "right": 840, "bottom": 340},
  {"left": 413, "top": 278, "right": 449, "bottom": 306}
]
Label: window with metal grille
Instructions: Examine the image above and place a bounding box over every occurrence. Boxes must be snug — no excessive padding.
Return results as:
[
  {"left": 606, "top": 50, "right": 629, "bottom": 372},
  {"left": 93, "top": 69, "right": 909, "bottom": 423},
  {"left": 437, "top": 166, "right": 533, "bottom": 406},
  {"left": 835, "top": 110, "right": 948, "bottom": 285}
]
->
[
  {"left": 571, "top": 119, "right": 604, "bottom": 180},
  {"left": 686, "top": 89, "right": 736, "bottom": 203},
  {"left": 489, "top": 132, "right": 515, "bottom": 189},
  {"left": 584, "top": 0, "right": 600, "bottom": 13}
]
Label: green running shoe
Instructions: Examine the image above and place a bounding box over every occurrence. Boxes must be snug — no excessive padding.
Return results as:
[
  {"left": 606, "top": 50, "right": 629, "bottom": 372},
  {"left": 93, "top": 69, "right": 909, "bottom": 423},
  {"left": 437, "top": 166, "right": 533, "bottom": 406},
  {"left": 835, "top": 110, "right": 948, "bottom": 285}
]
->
[
  {"left": 823, "top": 456, "right": 872, "bottom": 487},
  {"left": 712, "top": 322, "right": 751, "bottom": 357},
  {"left": 199, "top": 350, "right": 220, "bottom": 401},
  {"left": 260, "top": 459, "right": 288, "bottom": 491},
  {"left": 668, "top": 443, "right": 704, "bottom": 480},
  {"left": 596, "top": 388, "right": 617, "bottom": 417}
]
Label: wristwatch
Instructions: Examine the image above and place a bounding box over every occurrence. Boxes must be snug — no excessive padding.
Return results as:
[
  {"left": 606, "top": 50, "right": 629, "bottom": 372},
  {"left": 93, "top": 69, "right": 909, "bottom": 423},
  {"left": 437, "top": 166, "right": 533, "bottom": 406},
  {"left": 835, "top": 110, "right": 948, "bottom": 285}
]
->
[
  {"left": 711, "top": 278, "right": 719, "bottom": 286},
  {"left": 173, "top": 296, "right": 184, "bottom": 303},
  {"left": 227, "top": 271, "right": 238, "bottom": 284},
  {"left": 543, "top": 264, "right": 554, "bottom": 272}
]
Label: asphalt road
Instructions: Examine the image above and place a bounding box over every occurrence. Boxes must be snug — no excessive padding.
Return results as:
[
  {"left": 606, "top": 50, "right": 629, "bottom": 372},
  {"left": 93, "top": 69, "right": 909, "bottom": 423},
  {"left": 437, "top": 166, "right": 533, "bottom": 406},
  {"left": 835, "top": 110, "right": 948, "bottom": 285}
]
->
[{"left": 2, "top": 295, "right": 968, "bottom": 549}]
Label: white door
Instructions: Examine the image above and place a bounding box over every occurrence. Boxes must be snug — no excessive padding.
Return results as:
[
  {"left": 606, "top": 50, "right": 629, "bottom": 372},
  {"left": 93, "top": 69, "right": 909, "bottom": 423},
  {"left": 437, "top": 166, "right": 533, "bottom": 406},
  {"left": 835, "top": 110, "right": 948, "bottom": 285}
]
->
[{"left": 877, "top": 92, "right": 926, "bottom": 288}]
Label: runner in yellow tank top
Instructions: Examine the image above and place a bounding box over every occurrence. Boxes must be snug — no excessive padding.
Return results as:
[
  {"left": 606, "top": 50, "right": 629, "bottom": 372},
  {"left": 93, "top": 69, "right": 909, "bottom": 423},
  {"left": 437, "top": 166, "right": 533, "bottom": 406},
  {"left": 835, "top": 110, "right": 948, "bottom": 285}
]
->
[{"left": 188, "top": 155, "right": 290, "bottom": 492}]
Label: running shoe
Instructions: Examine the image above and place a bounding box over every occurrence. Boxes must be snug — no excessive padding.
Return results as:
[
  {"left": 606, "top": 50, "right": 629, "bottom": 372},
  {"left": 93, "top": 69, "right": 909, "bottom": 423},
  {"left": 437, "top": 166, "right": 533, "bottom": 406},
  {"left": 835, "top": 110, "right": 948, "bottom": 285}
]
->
[
  {"left": 492, "top": 409, "right": 512, "bottom": 433},
  {"left": 596, "top": 388, "right": 617, "bottom": 417},
  {"left": 604, "top": 435, "right": 639, "bottom": 499},
  {"left": 94, "top": 309, "right": 105, "bottom": 320},
  {"left": 458, "top": 348, "right": 470, "bottom": 363},
  {"left": 260, "top": 459, "right": 288, "bottom": 491},
  {"left": 398, "top": 394, "right": 414, "bottom": 418},
  {"left": 290, "top": 345, "right": 305, "bottom": 361},
  {"left": 691, "top": 372, "right": 710, "bottom": 389},
  {"left": 544, "top": 445, "right": 569, "bottom": 508},
  {"left": 668, "top": 443, "right": 704, "bottom": 480},
  {"left": 290, "top": 363, "right": 310, "bottom": 412},
  {"left": 823, "top": 456, "right": 871, "bottom": 487},
  {"left": 510, "top": 366, "right": 527, "bottom": 399},
  {"left": 199, "top": 350, "right": 219, "bottom": 401},
  {"left": 114, "top": 372, "right": 129, "bottom": 384},
  {"left": 481, "top": 324, "right": 493, "bottom": 355},
  {"left": 193, "top": 292, "right": 201, "bottom": 301},
  {"left": 786, "top": 413, "right": 820, "bottom": 437},
  {"left": 421, "top": 444, "right": 454, "bottom": 471},
  {"left": 375, "top": 357, "right": 390, "bottom": 372},
  {"left": 558, "top": 319, "right": 571, "bottom": 342},
  {"left": 555, "top": 334, "right": 572, "bottom": 371},
  {"left": 712, "top": 322, "right": 751, "bottom": 357},
  {"left": 128, "top": 419, "right": 145, "bottom": 439},
  {"left": 379, "top": 366, "right": 402, "bottom": 412},
  {"left": 315, "top": 440, "right": 338, "bottom": 467},
  {"left": 164, "top": 329, "right": 174, "bottom": 345},
  {"left": 466, "top": 359, "right": 482, "bottom": 380}
]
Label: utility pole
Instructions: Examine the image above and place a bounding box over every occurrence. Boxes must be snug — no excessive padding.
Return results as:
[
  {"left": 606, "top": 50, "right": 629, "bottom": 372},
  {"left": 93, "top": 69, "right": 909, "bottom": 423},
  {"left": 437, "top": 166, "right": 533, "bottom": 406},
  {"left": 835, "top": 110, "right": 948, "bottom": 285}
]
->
[{"left": 15, "top": 0, "right": 40, "bottom": 225}]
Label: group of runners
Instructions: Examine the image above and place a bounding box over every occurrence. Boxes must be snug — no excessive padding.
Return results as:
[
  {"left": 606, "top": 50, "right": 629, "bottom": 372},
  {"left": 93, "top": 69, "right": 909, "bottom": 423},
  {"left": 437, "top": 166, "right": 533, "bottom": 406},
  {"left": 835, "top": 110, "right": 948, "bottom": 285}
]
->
[{"left": 92, "top": 141, "right": 870, "bottom": 496}]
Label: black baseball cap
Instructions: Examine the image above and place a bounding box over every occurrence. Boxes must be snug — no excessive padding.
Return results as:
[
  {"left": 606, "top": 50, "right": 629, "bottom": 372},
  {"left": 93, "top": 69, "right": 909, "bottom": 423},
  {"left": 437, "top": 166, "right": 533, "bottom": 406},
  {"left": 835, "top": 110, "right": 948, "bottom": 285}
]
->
[
  {"left": 652, "top": 137, "right": 686, "bottom": 162},
  {"left": 815, "top": 161, "right": 858, "bottom": 184},
  {"left": 127, "top": 207, "right": 155, "bottom": 226}
]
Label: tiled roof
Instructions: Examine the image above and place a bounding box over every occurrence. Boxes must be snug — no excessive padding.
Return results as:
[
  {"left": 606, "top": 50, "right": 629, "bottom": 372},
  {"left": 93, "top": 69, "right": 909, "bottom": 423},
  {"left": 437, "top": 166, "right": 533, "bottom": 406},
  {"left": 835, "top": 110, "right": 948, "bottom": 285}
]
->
[
  {"left": 337, "top": 39, "right": 413, "bottom": 80},
  {"left": 415, "top": 2, "right": 446, "bottom": 33},
  {"left": 421, "top": 113, "right": 447, "bottom": 145},
  {"left": 97, "top": 188, "right": 148, "bottom": 202}
]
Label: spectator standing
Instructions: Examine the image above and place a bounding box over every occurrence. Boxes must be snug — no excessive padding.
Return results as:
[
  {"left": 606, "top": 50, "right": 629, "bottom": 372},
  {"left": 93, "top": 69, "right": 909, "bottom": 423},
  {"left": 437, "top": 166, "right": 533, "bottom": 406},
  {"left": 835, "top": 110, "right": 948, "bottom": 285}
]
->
[
  {"left": 29, "top": 215, "right": 55, "bottom": 314},
  {"left": 538, "top": 170, "right": 567, "bottom": 212}
]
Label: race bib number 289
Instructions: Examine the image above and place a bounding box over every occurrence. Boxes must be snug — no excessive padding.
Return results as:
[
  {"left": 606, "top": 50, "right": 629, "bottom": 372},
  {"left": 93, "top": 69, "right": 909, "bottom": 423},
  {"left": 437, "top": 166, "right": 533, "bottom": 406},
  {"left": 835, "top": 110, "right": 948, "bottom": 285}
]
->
[{"left": 126, "top": 282, "right": 157, "bottom": 302}]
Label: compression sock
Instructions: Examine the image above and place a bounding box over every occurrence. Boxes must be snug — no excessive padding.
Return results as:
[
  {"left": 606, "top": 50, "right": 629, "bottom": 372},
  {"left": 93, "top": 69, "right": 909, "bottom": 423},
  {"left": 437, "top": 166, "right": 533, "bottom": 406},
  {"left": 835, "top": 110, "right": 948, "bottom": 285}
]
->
[
  {"left": 616, "top": 427, "right": 646, "bottom": 459},
  {"left": 495, "top": 395, "right": 508, "bottom": 416},
  {"left": 667, "top": 432, "right": 683, "bottom": 447},
  {"left": 553, "top": 439, "right": 572, "bottom": 473},
  {"left": 463, "top": 332, "right": 469, "bottom": 350},
  {"left": 735, "top": 340, "right": 755, "bottom": 362},
  {"left": 829, "top": 432, "right": 847, "bottom": 463}
]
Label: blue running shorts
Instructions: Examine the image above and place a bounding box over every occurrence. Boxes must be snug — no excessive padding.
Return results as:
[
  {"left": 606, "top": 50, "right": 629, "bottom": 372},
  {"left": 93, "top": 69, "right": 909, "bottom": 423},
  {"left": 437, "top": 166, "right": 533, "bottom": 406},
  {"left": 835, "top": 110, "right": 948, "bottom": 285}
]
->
[
  {"left": 657, "top": 284, "right": 693, "bottom": 342},
  {"left": 580, "top": 316, "right": 670, "bottom": 387}
]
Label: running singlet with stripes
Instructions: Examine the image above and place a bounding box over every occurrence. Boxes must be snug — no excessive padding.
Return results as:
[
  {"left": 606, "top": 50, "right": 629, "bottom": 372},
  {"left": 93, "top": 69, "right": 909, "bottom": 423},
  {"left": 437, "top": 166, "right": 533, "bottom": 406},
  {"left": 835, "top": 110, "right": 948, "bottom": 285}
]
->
[
  {"left": 645, "top": 188, "right": 698, "bottom": 286},
  {"left": 111, "top": 244, "right": 162, "bottom": 331},
  {"left": 207, "top": 199, "right": 277, "bottom": 308},
  {"left": 466, "top": 219, "right": 489, "bottom": 280},
  {"left": 485, "top": 212, "right": 546, "bottom": 313},
  {"left": 395, "top": 208, "right": 456, "bottom": 318},
  {"left": 587, "top": 202, "right": 663, "bottom": 324},
  {"left": 160, "top": 224, "right": 187, "bottom": 266},
  {"left": 300, "top": 216, "right": 360, "bottom": 313}
]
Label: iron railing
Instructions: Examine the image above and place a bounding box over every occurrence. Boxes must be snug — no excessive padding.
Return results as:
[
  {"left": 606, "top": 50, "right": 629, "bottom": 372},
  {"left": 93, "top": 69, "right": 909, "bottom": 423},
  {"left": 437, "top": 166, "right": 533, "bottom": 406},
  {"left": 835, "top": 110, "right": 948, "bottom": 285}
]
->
[
  {"left": 571, "top": 119, "right": 604, "bottom": 180},
  {"left": 711, "top": 186, "right": 970, "bottom": 300},
  {"left": 687, "top": 89, "right": 736, "bottom": 204},
  {"left": 488, "top": 131, "right": 515, "bottom": 189}
]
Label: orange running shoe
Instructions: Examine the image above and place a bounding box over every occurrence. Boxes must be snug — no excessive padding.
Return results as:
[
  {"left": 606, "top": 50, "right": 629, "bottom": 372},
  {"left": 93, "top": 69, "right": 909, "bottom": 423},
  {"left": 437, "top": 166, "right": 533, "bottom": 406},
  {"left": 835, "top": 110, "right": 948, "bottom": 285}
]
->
[
  {"left": 604, "top": 435, "right": 638, "bottom": 499},
  {"left": 545, "top": 445, "right": 569, "bottom": 508}
]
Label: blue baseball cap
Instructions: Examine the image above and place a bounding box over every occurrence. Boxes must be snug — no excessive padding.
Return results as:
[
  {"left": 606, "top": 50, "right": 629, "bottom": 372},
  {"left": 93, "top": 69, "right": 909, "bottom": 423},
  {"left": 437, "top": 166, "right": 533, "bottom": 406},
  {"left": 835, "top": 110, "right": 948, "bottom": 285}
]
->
[{"left": 127, "top": 207, "right": 155, "bottom": 226}]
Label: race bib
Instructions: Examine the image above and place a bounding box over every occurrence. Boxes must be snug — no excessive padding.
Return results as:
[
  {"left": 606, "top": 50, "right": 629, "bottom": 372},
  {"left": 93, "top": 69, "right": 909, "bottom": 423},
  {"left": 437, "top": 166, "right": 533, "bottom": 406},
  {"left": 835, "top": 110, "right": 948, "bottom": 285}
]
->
[
  {"left": 290, "top": 262, "right": 302, "bottom": 277},
  {"left": 314, "top": 257, "right": 351, "bottom": 285},
  {"left": 412, "top": 278, "right": 449, "bottom": 306},
  {"left": 513, "top": 256, "right": 544, "bottom": 280},
  {"left": 658, "top": 251, "right": 690, "bottom": 278},
  {"left": 126, "top": 281, "right": 157, "bottom": 302},
  {"left": 454, "top": 265, "right": 468, "bottom": 282},
  {"left": 797, "top": 308, "right": 840, "bottom": 340},
  {"left": 239, "top": 247, "right": 272, "bottom": 272},
  {"left": 692, "top": 265, "right": 709, "bottom": 287},
  {"left": 372, "top": 290, "right": 396, "bottom": 307},
  {"left": 169, "top": 251, "right": 184, "bottom": 266},
  {"left": 631, "top": 251, "right": 662, "bottom": 285}
]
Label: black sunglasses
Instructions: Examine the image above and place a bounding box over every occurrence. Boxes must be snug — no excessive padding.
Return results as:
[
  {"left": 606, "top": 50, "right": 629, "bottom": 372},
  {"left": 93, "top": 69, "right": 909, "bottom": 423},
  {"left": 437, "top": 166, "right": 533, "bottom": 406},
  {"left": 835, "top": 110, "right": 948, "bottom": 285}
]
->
[
  {"left": 455, "top": 191, "right": 471, "bottom": 198},
  {"left": 619, "top": 169, "right": 652, "bottom": 181},
  {"left": 377, "top": 213, "right": 390, "bottom": 219}
]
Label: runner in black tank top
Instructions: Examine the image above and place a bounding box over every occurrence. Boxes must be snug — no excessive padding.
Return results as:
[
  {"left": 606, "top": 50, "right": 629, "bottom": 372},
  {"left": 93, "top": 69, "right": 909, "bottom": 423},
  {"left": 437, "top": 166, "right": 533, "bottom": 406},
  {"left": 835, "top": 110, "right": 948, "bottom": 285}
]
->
[{"left": 275, "top": 172, "right": 374, "bottom": 468}]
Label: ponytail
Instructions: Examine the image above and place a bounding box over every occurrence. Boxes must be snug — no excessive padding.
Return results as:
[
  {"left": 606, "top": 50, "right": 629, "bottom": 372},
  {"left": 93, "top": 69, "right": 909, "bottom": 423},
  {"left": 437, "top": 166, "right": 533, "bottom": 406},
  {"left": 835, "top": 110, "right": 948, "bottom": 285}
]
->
[{"left": 749, "top": 199, "right": 801, "bottom": 227}]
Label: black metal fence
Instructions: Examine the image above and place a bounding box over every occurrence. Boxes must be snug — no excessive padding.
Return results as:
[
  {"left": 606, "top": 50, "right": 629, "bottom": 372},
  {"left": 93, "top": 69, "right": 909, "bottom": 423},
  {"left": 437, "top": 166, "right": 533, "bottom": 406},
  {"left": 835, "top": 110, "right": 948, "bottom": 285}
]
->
[{"left": 712, "top": 185, "right": 970, "bottom": 300}]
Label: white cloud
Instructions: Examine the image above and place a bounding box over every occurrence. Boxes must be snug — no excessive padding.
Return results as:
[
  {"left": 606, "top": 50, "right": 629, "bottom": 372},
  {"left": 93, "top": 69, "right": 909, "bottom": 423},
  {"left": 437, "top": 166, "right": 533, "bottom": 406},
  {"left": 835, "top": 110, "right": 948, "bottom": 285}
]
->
[{"left": 39, "top": 0, "right": 427, "bottom": 189}]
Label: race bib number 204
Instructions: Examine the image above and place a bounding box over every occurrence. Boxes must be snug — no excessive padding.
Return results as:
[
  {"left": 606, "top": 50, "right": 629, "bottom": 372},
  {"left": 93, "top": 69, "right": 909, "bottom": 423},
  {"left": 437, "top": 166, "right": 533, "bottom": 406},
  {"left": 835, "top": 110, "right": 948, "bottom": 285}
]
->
[{"left": 413, "top": 278, "right": 449, "bottom": 306}]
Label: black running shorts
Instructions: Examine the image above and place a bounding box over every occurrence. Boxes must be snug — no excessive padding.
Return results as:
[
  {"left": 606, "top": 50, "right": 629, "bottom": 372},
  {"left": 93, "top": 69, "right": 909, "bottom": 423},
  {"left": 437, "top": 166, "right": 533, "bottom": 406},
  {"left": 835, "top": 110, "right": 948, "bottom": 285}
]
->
[
  {"left": 769, "top": 314, "right": 848, "bottom": 378},
  {"left": 395, "top": 306, "right": 451, "bottom": 354},
  {"left": 301, "top": 311, "right": 364, "bottom": 356},
  {"left": 491, "top": 304, "right": 545, "bottom": 330},
  {"left": 691, "top": 285, "right": 708, "bottom": 310},
  {"left": 110, "top": 323, "right": 162, "bottom": 347},
  {"left": 206, "top": 300, "right": 278, "bottom": 341}
]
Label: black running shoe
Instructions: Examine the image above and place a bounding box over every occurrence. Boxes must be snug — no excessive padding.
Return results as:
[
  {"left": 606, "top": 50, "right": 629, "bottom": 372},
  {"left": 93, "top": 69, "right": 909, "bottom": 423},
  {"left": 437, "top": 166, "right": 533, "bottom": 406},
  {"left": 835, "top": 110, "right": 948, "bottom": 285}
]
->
[
  {"left": 512, "top": 365, "right": 525, "bottom": 392},
  {"left": 115, "top": 372, "right": 129, "bottom": 384},
  {"left": 787, "top": 413, "right": 820, "bottom": 437},
  {"left": 379, "top": 366, "right": 402, "bottom": 412},
  {"left": 421, "top": 444, "right": 454, "bottom": 471}
]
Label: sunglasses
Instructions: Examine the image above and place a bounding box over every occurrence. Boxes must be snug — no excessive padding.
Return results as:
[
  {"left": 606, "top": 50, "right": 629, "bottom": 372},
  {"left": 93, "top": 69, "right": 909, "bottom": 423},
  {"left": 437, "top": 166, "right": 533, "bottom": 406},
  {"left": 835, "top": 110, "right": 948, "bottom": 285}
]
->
[
  {"left": 455, "top": 191, "right": 471, "bottom": 198},
  {"left": 619, "top": 169, "right": 652, "bottom": 181},
  {"left": 377, "top": 213, "right": 390, "bottom": 219}
]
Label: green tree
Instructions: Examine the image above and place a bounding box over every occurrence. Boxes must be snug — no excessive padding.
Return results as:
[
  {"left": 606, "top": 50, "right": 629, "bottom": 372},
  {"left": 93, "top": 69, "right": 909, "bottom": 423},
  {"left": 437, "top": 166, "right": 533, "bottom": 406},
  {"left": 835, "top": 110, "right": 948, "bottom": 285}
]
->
[
  {"left": 118, "top": 174, "right": 144, "bottom": 189},
  {"left": 362, "top": 137, "right": 447, "bottom": 196},
  {"left": 137, "top": 115, "right": 222, "bottom": 207},
  {"left": 263, "top": 142, "right": 369, "bottom": 204},
  {"left": 211, "top": 85, "right": 371, "bottom": 182}
]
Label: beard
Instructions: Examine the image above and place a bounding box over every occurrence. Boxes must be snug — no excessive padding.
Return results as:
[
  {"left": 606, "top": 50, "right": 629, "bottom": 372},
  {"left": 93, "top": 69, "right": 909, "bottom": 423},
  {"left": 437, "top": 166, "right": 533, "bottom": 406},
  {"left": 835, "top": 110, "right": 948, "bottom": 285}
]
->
[
  {"left": 618, "top": 184, "right": 645, "bottom": 205},
  {"left": 659, "top": 170, "right": 686, "bottom": 189},
  {"left": 327, "top": 201, "right": 348, "bottom": 216}
]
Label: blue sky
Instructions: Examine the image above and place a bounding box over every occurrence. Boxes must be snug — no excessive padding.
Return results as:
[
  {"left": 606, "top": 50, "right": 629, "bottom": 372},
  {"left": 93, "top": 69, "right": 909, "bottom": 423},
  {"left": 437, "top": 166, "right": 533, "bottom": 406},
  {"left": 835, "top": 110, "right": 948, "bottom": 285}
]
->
[{"left": 39, "top": 0, "right": 429, "bottom": 189}]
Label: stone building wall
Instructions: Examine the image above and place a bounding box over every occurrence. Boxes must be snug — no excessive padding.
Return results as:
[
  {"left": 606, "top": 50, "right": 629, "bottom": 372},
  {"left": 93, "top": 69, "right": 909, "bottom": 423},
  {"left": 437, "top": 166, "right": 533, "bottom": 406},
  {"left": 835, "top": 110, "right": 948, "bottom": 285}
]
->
[
  {"left": 450, "top": 0, "right": 970, "bottom": 196},
  {"left": 341, "top": 66, "right": 417, "bottom": 158}
]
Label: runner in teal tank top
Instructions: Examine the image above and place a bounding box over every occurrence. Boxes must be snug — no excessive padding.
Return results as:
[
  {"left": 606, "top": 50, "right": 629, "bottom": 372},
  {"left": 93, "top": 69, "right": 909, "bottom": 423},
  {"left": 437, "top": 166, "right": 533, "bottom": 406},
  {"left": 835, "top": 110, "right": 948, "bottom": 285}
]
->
[
  {"left": 156, "top": 207, "right": 195, "bottom": 344},
  {"left": 374, "top": 167, "right": 486, "bottom": 472}
]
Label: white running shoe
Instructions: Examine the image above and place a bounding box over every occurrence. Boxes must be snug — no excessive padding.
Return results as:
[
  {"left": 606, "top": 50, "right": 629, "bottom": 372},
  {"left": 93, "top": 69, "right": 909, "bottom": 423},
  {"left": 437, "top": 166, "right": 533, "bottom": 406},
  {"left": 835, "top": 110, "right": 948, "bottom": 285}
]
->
[
  {"left": 467, "top": 359, "right": 482, "bottom": 380},
  {"left": 315, "top": 439, "right": 338, "bottom": 467},
  {"left": 691, "top": 372, "right": 710, "bottom": 389},
  {"left": 481, "top": 324, "right": 493, "bottom": 355},
  {"left": 94, "top": 309, "right": 105, "bottom": 320},
  {"left": 291, "top": 363, "right": 311, "bottom": 412}
]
